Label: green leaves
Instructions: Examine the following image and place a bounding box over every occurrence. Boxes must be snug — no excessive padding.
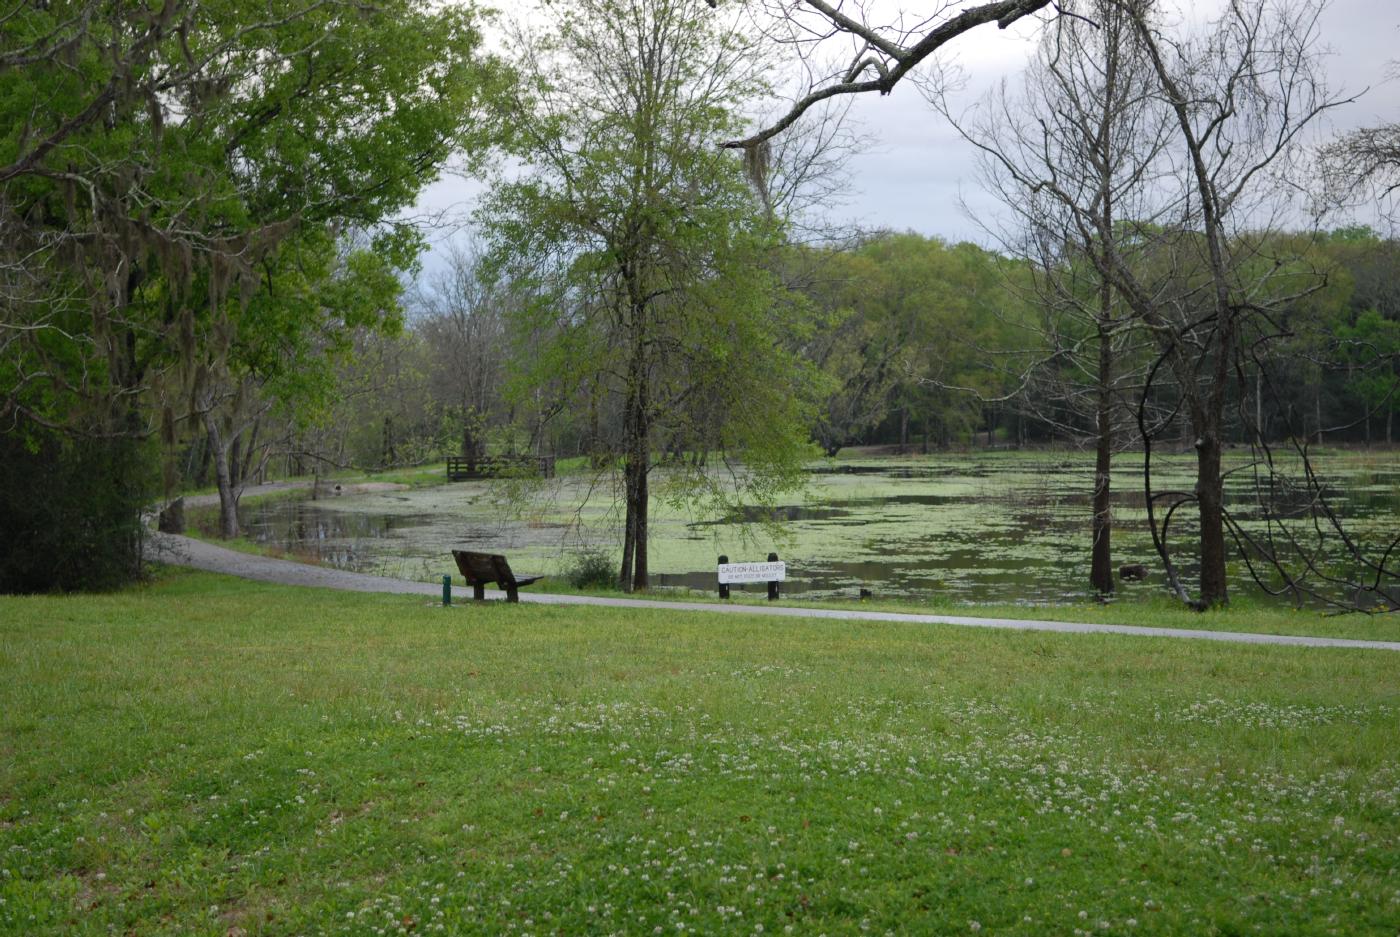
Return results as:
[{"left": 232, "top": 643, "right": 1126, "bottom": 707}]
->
[
  {"left": 1, "top": 0, "right": 509, "bottom": 431},
  {"left": 475, "top": 0, "right": 819, "bottom": 581},
  {"left": 793, "top": 233, "right": 1026, "bottom": 452}
]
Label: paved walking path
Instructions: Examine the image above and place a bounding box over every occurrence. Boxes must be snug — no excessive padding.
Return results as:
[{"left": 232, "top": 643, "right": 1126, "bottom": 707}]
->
[{"left": 146, "top": 532, "right": 1400, "bottom": 652}]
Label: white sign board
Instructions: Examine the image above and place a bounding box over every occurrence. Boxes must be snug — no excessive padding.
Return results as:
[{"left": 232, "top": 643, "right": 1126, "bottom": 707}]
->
[{"left": 718, "top": 561, "right": 786, "bottom": 584}]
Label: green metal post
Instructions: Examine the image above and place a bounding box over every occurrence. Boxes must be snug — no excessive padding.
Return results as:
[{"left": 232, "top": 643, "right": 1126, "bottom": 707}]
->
[{"left": 442, "top": 575, "right": 452, "bottom": 607}]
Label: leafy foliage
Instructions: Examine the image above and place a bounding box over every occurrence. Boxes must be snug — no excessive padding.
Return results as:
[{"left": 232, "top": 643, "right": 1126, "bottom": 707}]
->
[
  {"left": 564, "top": 547, "right": 617, "bottom": 590},
  {"left": 1, "top": 0, "right": 506, "bottom": 575},
  {"left": 477, "top": 0, "right": 820, "bottom": 589}
]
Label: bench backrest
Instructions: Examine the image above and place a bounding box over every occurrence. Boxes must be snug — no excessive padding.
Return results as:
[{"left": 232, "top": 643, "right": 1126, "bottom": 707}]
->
[{"left": 452, "top": 549, "right": 515, "bottom": 586}]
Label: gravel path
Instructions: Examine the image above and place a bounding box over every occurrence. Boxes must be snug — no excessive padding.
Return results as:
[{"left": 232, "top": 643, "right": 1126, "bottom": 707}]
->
[{"left": 146, "top": 532, "right": 1400, "bottom": 652}]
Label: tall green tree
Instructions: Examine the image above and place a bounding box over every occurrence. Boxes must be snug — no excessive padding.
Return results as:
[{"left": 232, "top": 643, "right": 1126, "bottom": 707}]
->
[
  {"left": 1336, "top": 309, "right": 1400, "bottom": 444},
  {"left": 480, "top": 0, "right": 817, "bottom": 592},
  {"left": 1, "top": 0, "right": 505, "bottom": 559}
]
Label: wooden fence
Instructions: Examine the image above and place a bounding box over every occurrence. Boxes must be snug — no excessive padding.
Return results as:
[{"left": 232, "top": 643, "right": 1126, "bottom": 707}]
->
[{"left": 445, "top": 455, "right": 556, "bottom": 481}]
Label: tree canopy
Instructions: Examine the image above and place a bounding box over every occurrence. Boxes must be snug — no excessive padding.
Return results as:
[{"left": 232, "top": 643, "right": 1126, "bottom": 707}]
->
[
  {"left": 0, "top": 0, "right": 506, "bottom": 584},
  {"left": 478, "top": 0, "right": 822, "bottom": 591}
]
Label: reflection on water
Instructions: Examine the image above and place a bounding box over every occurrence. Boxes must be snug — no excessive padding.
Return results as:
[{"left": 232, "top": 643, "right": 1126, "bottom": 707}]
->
[
  {"left": 243, "top": 503, "right": 435, "bottom": 570},
  {"left": 208, "top": 457, "right": 1400, "bottom": 606}
]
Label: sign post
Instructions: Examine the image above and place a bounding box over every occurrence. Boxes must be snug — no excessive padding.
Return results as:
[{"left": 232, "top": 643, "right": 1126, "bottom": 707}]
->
[{"left": 717, "top": 554, "right": 786, "bottom": 601}]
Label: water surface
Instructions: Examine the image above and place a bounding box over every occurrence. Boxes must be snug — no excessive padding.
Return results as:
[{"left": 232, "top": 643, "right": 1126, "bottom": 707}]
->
[{"left": 206, "top": 451, "right": 1400, "bottom": 606}]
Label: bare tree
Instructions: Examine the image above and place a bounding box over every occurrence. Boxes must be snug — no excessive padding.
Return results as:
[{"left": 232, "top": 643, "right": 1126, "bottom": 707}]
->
[
  {"left": 942, "top": 0, "right": 1172, "bottom": 594},
  {"left": 1119, "top": 0, "right": 1348, "bottom": 607},
  {"left": 412, "top": 240, "right": 511, "bottom": 465},
  {"left": 939, "top": 0, "right": 1347, "bottom": 607},
  {"left": 1322, "top": 57, "right": 1400, "bottom": 222}
]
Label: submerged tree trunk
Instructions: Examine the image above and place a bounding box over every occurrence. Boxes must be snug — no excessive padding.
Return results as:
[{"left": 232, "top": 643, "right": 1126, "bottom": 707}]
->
[
  {"left": 620, "top": 420, "right": 650, "bottom": 590},
  {"left": 1195, "top": 426, "right": 1229, "bottom": 608},
  {"left": 1255, "top": 367, "right": 1264, "bottom": 446},
  {"left": 1316, "top": 386, "right": 1323, "bottom": 445},
  {"left": 1090, "top": 321, "right": 1114, "bottom": 595}
]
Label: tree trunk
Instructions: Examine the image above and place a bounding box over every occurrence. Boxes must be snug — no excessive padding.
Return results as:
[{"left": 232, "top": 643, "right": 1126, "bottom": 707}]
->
[
  {"left": 620, "top": 436, "right": 650, "bottom": 591},
  {"left": 633, "top": 456, "right": 649, "bottom": 589},
  {"left": 1195, "top": 431, "right": 1228, "bottom": 608},
  {"left": 228, "top": 432, "right": 243, "bottom": 490},
  {"left": 1254, "top": 367, "right": 1264, "bottom": 446},
  {"left": 620, "top": 458, "right": 637, "bottom": 590},
  {"left": 1090, "top": 323, "right": 1114, "bottom": 595},
  {"left": 1315, "top": 386, "right": 1323, "bottom": 445},
  {"left": 204, "top": 410, "right": 240, "bottom": 539},
  {"left": 619, "top": 298, "right": 650, "bottom": 593},
  {"left": 240, "top": 417, "right": 262, "bottom": 486},
  {"left": 899, "top": 406, "right": 909, "bottom": 450},
  {"left": 194, "top": 434, "right": 212, "bottom": 488}
]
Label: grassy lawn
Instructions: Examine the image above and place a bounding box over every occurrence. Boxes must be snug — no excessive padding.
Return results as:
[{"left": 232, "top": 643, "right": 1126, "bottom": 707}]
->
[
  {"left": 775, "top": 594, "right": 1400, "bottom": 644},
  {"left": 4, "top": 571, "right": 1397, "bottom": 935}
]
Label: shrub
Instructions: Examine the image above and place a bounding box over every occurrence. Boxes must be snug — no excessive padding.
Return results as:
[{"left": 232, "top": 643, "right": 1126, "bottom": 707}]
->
[
  {"left": 566, "top": 548, "right": 615, "bottom": 590},
  {"left": 0, "top": 423, "right": 155, "bottom": 593}
]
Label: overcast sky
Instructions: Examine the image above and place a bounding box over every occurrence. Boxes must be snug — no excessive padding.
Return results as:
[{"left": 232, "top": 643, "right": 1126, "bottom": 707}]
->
[
  {"left": 411, "top": 0, "right": 1399, "bottom": 267},
  {"left": 818, "top": 0, "right": 1399, "bottom": 242}
]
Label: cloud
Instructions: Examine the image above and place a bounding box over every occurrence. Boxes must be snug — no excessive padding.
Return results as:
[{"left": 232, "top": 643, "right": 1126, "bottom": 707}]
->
[
  {"left": 820, "top": 0, "right": 1399, "bottom": 242},
  {"left": 412, "top": 0, "right": 1400, "bottom": 261}
]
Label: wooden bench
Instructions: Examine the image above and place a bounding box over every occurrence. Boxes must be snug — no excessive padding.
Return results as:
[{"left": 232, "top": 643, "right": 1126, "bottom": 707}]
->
[{"left": 451, "top": 549, "right": 543, "bottom": 602}]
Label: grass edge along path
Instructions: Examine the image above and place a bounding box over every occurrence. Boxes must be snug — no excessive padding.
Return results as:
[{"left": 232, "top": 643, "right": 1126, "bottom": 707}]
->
[{"left": 147, "top": 531, "right": 1400, "bottom": 652}]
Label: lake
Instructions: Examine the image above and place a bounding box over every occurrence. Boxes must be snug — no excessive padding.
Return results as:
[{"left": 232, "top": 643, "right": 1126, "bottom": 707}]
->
[{"left": 205, "top": 450, "right": 1400, "bottom": 606}]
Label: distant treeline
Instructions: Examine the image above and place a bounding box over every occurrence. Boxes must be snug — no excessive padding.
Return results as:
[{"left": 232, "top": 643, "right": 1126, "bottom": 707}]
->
[{"left": 283, "top": 226, "right": 1395, "bottom": 475}]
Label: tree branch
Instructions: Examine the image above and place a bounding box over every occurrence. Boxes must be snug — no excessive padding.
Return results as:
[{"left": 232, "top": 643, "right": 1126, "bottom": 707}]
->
[{"left": 720, "top": 0, "right": 1055, "bottom": 150}]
